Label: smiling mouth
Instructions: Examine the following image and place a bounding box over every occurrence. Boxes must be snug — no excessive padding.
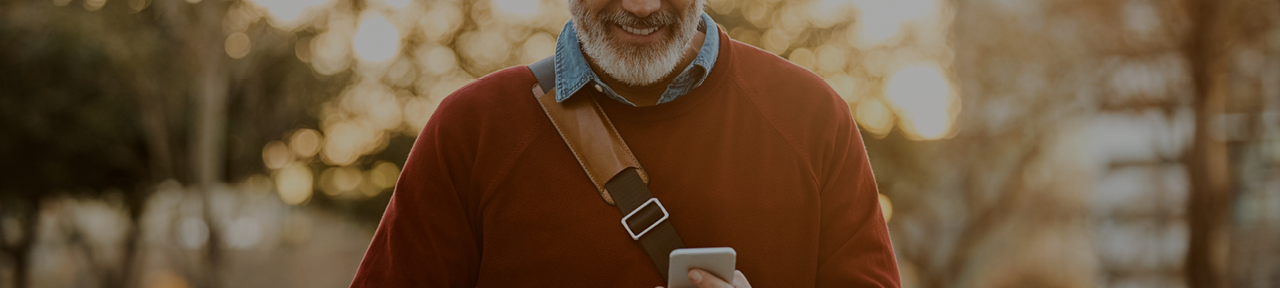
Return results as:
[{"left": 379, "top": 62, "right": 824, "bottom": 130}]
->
[{"left": 620, "top": 25, "right": 660, "bottom": 36}]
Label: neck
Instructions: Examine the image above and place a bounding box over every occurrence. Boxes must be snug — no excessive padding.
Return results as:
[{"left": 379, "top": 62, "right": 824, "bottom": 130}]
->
[{"left": 587, "top": 31, "right": 706, "bottom": 107}]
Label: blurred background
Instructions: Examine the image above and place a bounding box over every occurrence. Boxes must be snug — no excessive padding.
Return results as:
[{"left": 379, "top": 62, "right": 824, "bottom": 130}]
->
[{"left": 0, "top": 0, "right": 1277, "bottom": 287}]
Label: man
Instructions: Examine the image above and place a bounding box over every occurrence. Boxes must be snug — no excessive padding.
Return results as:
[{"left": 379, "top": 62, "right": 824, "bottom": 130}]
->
[{"left": 349, "top": 0, "right": 900, "bottom": 287}]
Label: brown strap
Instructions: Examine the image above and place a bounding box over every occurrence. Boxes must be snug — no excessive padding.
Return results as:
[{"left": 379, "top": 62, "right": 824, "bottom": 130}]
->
[
  {"left": 531, "top": 83, "right": 685, "bottom": 281},
  {"left": 532, "top": 84, "right": 649, "bottom": 205}
]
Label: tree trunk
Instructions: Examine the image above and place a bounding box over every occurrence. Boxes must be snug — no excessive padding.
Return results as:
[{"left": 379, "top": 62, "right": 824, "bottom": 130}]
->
[
  {"left": 189, "top": 1, "right": 229, "bottom": 287},
  {"left": 3, "top": 197, "right": 42, "bottom": 288},
  {"left": 1183, "top": 0, "right": 1233, "bottom": 287}
]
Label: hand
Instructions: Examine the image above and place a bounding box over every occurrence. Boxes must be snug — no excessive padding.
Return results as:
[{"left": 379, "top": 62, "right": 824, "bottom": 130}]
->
[{"left": 657, "top": 269, "right": 751, "bottom": 288}]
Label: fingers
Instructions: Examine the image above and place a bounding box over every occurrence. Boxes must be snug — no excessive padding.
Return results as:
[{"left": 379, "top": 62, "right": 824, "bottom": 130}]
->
[
  {"left": 688, "top": 269, "right": 734, "bottom": 288},
  {"left": 731, "top": 270, "right": 751, "bottom": 288}
]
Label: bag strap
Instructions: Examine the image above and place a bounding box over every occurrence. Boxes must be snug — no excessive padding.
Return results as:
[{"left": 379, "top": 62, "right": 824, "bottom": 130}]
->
[{"left": 527, "top": 56, "right": 686, "bottom": 281}]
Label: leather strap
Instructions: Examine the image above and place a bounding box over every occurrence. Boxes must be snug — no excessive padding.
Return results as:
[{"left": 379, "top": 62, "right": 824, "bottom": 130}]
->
[
  {"left": 606, "top": 167, "right": 686, "bottom": 280},
  {"left": 528, "top": 56, "right": 685, "bottom": 281}
]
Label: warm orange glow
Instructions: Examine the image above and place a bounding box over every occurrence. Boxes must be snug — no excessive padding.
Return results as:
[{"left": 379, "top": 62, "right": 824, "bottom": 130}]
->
[
  {"left": 382, "top": 0, "right": 409, "bottom": 9},
  {"left": 242, "top": 174, "right": 273, "bottom": 196},
  {"left": 492, "top": 0, "right": 540, "bottom": 19},
  {"left": 402, "top": 96, "right": 437, "bottom": 136},
  {"left": 788, "top": 48, "right": 816, "bottom": 71},
  {"left": 334, "top": 166, "right": 362, "bottom": 194},
  {"left": 250, "top": 0, "right": 329, "bottom": 29},
  {"left": 763, "top": 28, "right": 791, "bottom": 55},
  {"left": 295, "top": 36, "right": 312, "bottom": 63},
  {"left": 275, "top": 162, "right": 313, "bottom": 205},
  {"left": 816, "top": 44, "right": 847, "bottom": 73},
  {"left": 353, "top": 13, "right": 401, "bottom": 64},
  {"left": 418, "top": 45, "right": 459, "bottom": 76},
  {"left": 707, "top": 0, "right": 734, "bottom": 15},
  {"left": 225, "top": 32, "right": 252, "bottom": 59},
  {"left": 810, "top": 0, "right": 852, "bottom": 28},
  {"left": 321, "top": 121, "right": 362, "bottom": 166},
  {"left": 885, "top": 64, "right": 956, "bottom": 140},
  {"left": 742, "top": 1, "right": 769, "bottom": 28},
  {"left": 262, "top": 141, "right": 291, "bottom": 170},
  {"left": 144, "top": 270, "right": 191, "bottom": 288},
  {"left": 369, "top": 161, "right": 400, "bottom": 190},
  {"left": 311, "top": 30, "right": 351, "bottom": 75},
  {"left": 855, "top": 98, "right": 895, "bottom": 137},
  {"left": 826, "top": 73, "right": 860, "bottom": 103},
  {"left": 289, "top": 129, "right": 323, "bottom": 158},
  {"left": 127, "top": 0, "right": 149, "bottom": 12},
  {"left": 878, "top": 193, "right": 893, "bottom": 222},
  {"left": 420, "top": 4, "right": 464, "bottom": 43},
  {"left": 521, "top": 32, "right": 556, "bottom": 64},
  {"left": 84, "top": 0, "right": 106, "bottom": 10},
  {"left": 849, "top": 0, "right": 937, "bottom": 46},
  {"left": 457, "top": 30, "right": 513, "bottom": 68}
]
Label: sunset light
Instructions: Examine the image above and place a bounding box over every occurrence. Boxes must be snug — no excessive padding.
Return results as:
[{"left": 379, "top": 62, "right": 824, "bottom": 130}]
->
[
  {"left": 885, "top": 64, "right": 956, "bottom": 140},
  {"left": 353, "top": 13, "right": 401, "bottom": 63}
]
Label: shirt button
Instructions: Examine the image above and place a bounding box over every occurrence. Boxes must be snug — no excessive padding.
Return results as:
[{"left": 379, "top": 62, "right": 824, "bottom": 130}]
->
[{"left": 594, "top": 84, "right": 603, "bottom": 92}]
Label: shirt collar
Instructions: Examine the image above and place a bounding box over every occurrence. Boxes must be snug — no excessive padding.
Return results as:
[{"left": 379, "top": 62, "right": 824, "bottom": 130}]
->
[{"left": 554, "top": 12, "right": 720, "bottom": 105}]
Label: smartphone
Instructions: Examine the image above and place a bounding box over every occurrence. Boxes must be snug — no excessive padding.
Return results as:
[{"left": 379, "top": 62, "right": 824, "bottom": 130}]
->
[{"left": 667, "top": 247, "right": 736, "bottom": 288}]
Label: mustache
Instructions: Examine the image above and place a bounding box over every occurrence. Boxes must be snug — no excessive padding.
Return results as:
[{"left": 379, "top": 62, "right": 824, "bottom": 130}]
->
[{"left": 597, "top": 9, "right": 678, "bottom": 28}]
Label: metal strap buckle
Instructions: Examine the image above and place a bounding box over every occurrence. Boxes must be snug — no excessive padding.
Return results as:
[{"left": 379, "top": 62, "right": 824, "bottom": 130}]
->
[{"left": 621, "top": 198, "right": 669, "bottom": 240}]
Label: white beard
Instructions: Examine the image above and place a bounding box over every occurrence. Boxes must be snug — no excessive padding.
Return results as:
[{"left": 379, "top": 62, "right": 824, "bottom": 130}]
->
[{"left": 570, "top": 0, "right": 705, "bottom": 86}]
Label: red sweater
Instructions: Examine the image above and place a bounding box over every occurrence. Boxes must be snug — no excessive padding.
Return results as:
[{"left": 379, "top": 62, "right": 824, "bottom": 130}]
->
[{"left": 350, "top": 31, "right": 900, "bottom": 288}]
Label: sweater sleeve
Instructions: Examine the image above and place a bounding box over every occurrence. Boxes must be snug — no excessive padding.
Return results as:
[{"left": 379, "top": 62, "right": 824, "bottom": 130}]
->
[
  {"left": 349, "top": 93, "right": 482, "bottom": 288},
  {"left": 814, "top": 106, "right": 901, "bottom": 287}
]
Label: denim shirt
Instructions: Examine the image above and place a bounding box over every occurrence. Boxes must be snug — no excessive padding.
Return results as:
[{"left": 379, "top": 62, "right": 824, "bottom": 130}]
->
[{"left": 553, "top": 13, "right": 720, "bottom": 106}]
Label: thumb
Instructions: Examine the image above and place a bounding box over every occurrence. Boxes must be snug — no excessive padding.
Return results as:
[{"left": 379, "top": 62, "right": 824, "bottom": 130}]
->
[{"left": 689, "top": 269, "right": 734, "bottom": 288}]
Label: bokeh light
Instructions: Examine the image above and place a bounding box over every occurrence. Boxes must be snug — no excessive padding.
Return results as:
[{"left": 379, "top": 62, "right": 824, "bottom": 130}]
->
[
  {"left": 855, "top": 98, "right": 895, "bottom": 137},
  {"left": 84, "top": 0, "right": 106, "bottom": 10},
  {"left": 177, "top": 217, "right": 208, "bottom": 249},
  {"left": 13, "top": 0, "right": 1276, "bottom": 285},
  {"left": 250, "top": 0, "right": 329, "bottom": 29},
  {"left": 225, "top": 32, "right": 252, "bottom": 59},
  {"left": 319, "top": 166, "right": 364, "bottom": 197},
  {"left": 289, "top": 129, "right": 323, "bottom": 158},
  {"left": 226, "top": 217, "right": 262, "bottom": 249},
  {"left": 849, "top": 0, "right": 938, "bottom": 46},
  {"left": 352, "top": 13, "right": 401, "bottom": 64},
  {"left": 420, "top": 4, "right": 464, "bottom": 43},
  {"left": 885, "top": 64, "right": 956, "bottom": 140},
  {"left": 521, "top": 32, "right": 557, "bottom": 64},
  {"left": 826, "top": 73, "right": 860, "bottom": 103},
  {"left": 492, "top": 0, "right": 541, "bottom": 19},
  {"left": 312, "top": 30, "right": 352, "bottom": 75},
  {"left": 274, "top": 162, "right": 313, "bottom": 205},
  {"left": 382, "top": 0, "right": 410, "bottom": 9},
  {"left": 402, "top": 96, "right": 437, "bottom": 136},
  {"left": 762, "top": 28, "right": 791, "bottom": 55},
  {"left": 878, "top": 193, "right": 893, "bottom": 222},
  {"left": 809, "top": 0, "right": 851, "bottom": 28},
  {"left": 262, "top": 141, "right": 292, "bottom": 170},
  {"left": 788, "top": 48, "right": 816, "bottom": 71},
  {"left": 418, "top": 45, "right": 459, "bottom": 76},
  {"left": 368, "top": 161, "right": 400, "bottom": 190},
  {"left": 815, "top": 44, "right": 847, "bottom": 73}
]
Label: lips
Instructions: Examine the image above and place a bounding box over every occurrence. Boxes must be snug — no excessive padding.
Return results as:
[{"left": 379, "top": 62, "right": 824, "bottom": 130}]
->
[{"left": 620, "top": 25, "right": 660, "bottom": 36}]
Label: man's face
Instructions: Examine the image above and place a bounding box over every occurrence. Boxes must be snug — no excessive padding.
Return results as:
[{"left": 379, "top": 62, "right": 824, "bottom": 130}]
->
[{"left": 570, "top": 0, "right": 705, "bottom": 86}]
